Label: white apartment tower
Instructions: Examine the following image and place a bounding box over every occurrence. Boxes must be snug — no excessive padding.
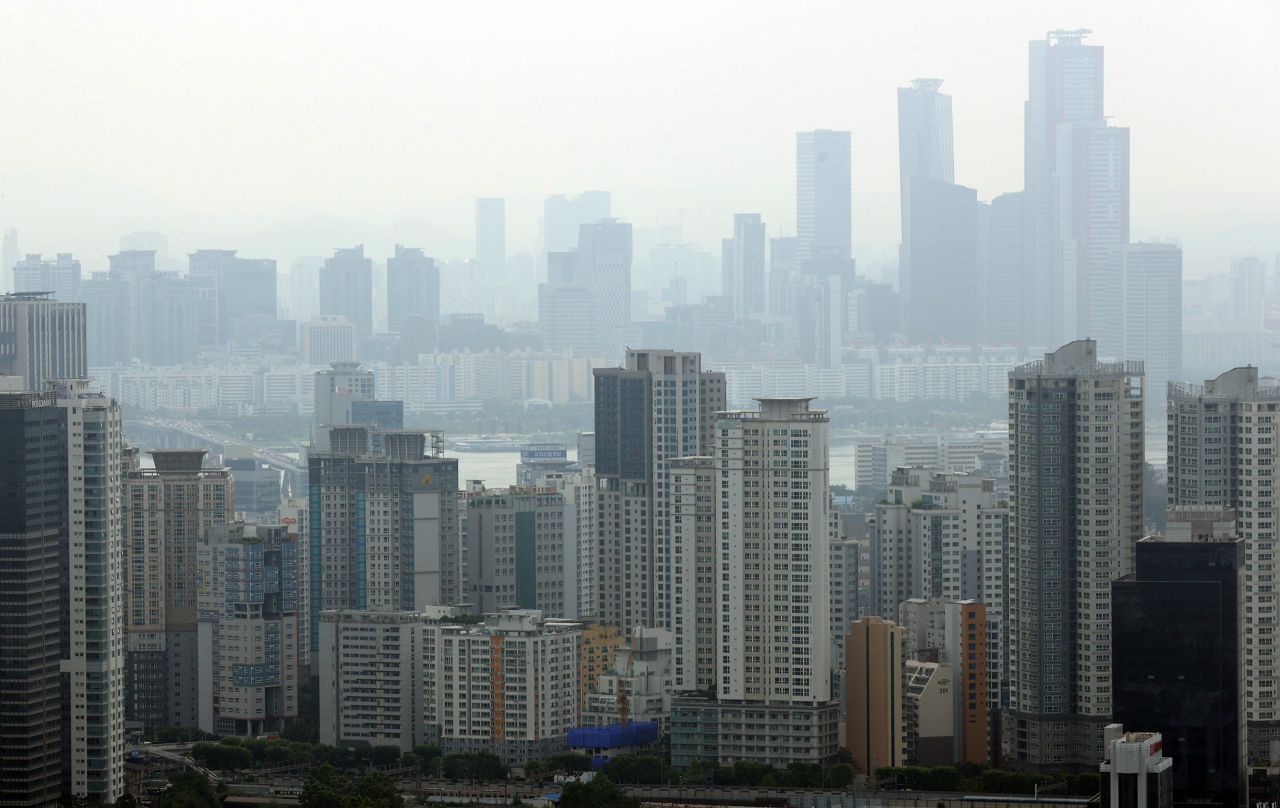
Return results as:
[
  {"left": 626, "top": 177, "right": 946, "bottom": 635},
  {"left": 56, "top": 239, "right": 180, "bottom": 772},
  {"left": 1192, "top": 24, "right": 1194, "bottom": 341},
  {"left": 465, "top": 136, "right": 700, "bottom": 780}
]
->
[
  {"left": 1167, "top": 366, "right": 1280, "bottom": 758},
  {"left": 464, "top": 485, "right": 569, "bottom": 618},
  {"left": 1007, "top": 340, "right": 1145, "bottom": 771},
  {"left": 538, "top": 469, "right": 597, "bottom": 620}
]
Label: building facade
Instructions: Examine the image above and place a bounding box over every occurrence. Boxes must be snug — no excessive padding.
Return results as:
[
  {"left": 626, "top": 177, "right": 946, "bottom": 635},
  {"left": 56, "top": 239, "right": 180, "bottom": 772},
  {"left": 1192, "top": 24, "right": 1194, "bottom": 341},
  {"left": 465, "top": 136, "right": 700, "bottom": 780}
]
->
[
  {"left": 464, "top": 485, "right": 569, "bottom": 618},
  {"left": 1008, "top": 339, "right": 1145, "bottom": 770},
  {"left": 0, "top": 292, "right": 88, "bottom": 391}
]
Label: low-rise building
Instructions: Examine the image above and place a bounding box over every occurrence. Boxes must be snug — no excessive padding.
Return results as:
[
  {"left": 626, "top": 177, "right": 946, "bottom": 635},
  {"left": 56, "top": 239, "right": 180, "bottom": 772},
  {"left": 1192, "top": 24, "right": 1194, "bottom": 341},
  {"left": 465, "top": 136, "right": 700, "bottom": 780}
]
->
[
  {"left": 1100, "top": 724, "right": 1173, "bottom": 808},
  {"left": 581, "top": 627, "right": 673, "bottom": 731},
  {"left": 670, "top": 698, "right": 841, "bottom": 768}
]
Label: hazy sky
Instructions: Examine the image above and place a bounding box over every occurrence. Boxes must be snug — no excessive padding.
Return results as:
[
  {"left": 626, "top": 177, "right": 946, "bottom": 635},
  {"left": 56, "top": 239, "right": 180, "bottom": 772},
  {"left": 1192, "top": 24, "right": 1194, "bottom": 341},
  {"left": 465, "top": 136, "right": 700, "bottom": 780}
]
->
[{"left": 1, "top": 0, "right": 1278, "bottom": 259}]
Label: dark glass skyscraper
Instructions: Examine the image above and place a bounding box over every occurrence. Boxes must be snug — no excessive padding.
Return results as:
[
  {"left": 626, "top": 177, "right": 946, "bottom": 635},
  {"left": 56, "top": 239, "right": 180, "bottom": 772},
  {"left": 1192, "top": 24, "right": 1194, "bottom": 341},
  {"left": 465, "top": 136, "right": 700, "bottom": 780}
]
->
[{"left": 1112, "top": 509, "right": 1244, "bottom": 808}]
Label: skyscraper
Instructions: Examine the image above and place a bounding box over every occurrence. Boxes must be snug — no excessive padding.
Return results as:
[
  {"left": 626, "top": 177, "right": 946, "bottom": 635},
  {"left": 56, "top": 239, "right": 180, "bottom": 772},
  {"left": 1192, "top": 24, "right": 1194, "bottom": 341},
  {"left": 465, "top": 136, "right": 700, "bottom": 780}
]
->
[
  {"left": 898, "top": 79, "right": 981, "bottom": 343},
  {"left": 1167, "top": 366, "right": 1280, "bottom": 759},
  {"left": 1022, "top": 30, "right": 1130, "bottom": 351},
  {"left": 768, "top": 236, "right": 798, "bottom": 318},
  {"left": 1112, "top": 508, "right": 1244, "bottom": 808},
  {"left": 124, "top": 450, "right": 233, "bottom": 735},
  {"left": 1231, "top": 257, "right": 1267, "bottom": 333},
  {"left": 577, "top": 219, "right": 632, "bottom": 358},
  {"left": 53, "top": 378, "right": 127, "bottom": 801},
  {"left": 1118, "top": 243, "right": 1182, "bottom": 400},
  {"left": 538, "top": 251, "right": 596, "bottom": 355},
  {"left": 986, "top": 192, "right": 1026, "bottom": 344},
  {"left": 721, "top": 214, "right": 766, "bottom": 320},
  {"left": 0, "top": 388, "right": 66, "bottom": 808},
  {"left": 103, "top": 250, "right": 199, "bottom": 366},
  {"left": 1008, "top": 339, "right": 1145, "bottom": 771},
  {"left": 2, "top": 228, "right": 19, "bottom": 294},
  {"left": 476, "top": 198, "right": 506, "bottom": 281},
  {"left": 386, "top": 245, "right": 440, "bottom": 332},
  {"left": 593, "top": 350, "right": 724, "bottom": 634},
  {"left": 0, "top": 293, "right": 87, "bottom": 390},
  {"left": 796, "top": 130, "right": 852, "bottom": 261},
  {"left": 464, "top": 485, "right": 568, "bottom": 617},
  {"left": 319, "top": 246, "right": 374, "bottom": 340},
  {"left": 542, "top": 191, "right": 611, "bottom": 255},
  {"left": 78, "top": 275, "right": 130, "bottom": 367}
]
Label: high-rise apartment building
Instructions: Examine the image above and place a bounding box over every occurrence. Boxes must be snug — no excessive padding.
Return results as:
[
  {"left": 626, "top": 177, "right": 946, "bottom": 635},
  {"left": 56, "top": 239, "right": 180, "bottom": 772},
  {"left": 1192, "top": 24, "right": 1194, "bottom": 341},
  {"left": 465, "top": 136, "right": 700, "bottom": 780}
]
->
[
  {"left": 1112, "top": 509, "right": 1244, "bottom": 808},
  {"left": 1007, "top": 339, "right": 1145, "bottom": 770},
  {"left": 593, "top": 350, "right": 724, "bottom": 633},
  {"left": 386, "top": 246, "right": 440, "bottom": 333},
  {"left": 1118, "top": 243, "right": 1182, "bottom": 401},
  {"left": 829, "top": 537, "right": 864, "bottom": 668},
  {"left": 105, "top": 250, "right": 199, "bottom": 366},
  {"left": 124, "top": 449, "right": 233, "bottom": 735},
  {"left": 539, "top": 251, "right": 595, "bottom": 355},
  {"left": 986, "top": 192, "right": 1026, "bottom": 344},
  {"left": 187, "top": 250, "right": 278, "bottom": 347},
  {"left": 464, "top": 485, "right": 569, "bottom": 618},
  {"left": 796, "top": 130, "right": 852, "bottom": 261},
  {"left": 55, "top": 379, "right": 127, "bottom": 801},
  {"left": 0, "top": 292, "right": 87, "bottom": 391},
  {"left": 476, "top": 198, "right": 506, "bottom": 281},
  {"left": 539, "top": 469, "right": 597, "bottom": 619},
  {"left": 300, "top": 317, "right": 358, "bottom": 365},
  {"left": 314, "top": 361, "right": 375, "bottom": 434},
  {"left": 78, "top": 276, "right": 130, "bottom": 367},
  {"left": 721, "top": 214, "right": 766, "bottom": 320},
  {"left": 12, "top": 253, "right": 82, "bottom": 301},
  {"left": 768, "top": 236, "right": 799, "bottom": 318},
  {"left": 1231, "top": 257, "right": 1268, "bottom": 333},
  {"left": 306, "top": 426, "right": 460, "bottom": 652},
  {"left": 1066, "top": 124, "right": 1131, "bottom": 354},
  {"left": 1167, "top": 366, "right": 1280, "bottom": 759},
  {"left": 320, "top": 246, "right": 374, "bottom": 339},
  {"left": 196, "top": 523, "right": 302, "bottom": 736},
  {"left": 0, "top": 388, "right": 68, "bottom": 808}
]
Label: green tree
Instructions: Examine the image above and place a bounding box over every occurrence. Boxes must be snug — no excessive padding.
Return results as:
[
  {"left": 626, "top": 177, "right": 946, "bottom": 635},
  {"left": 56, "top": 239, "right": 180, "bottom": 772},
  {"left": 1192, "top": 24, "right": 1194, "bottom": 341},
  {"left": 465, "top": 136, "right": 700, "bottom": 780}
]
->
[
  {"left": 281, "top": 719, "right": 318, "bottom": 743},
  {"left": 190, "top": 741, "right": 253, "bottom": 771},
  {"left": 158, "top": 772, "right": 221, "bottom": 808},
  {"left": 368, "top": 745, "right": 402, "bottom": 768},
  {"left": 828, "top": 764, "right": 856, "bottom": 789},
  {"left": 523, "top": 759, "right": 545, "bottom": 781},
  {"left": 399, "top": 754, "right": 424, "bottom": 774},
  {"left": 729, "top": 760, "right": 772, "bottom": 786},
  {"left": 441, "top": 753, "right": 472, "bottom": 780},
  {"left": 600, "top": 754, "right": 668, "bottom": 785},
  {"left": 351, "top": 771, "right": 400, "bottom": 808},
  {"left": 544, "top": 752, "right": 592, "bottom": 776},
  {"left": 558, "top": 774, "right": 639, "bottom": 808},
  {"left": 472, "top": 750, "right": 509, "bottom": 780},
  {"left": 301, "top": 765, "right": 354, "bottom": 808}
]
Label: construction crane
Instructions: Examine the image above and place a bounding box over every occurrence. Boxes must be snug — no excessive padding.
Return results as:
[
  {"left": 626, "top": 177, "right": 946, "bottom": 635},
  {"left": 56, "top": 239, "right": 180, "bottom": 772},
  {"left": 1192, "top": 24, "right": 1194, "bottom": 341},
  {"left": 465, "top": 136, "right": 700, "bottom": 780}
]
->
[{"left": 617, "top": 631, "right": 636, "bottom": 727}]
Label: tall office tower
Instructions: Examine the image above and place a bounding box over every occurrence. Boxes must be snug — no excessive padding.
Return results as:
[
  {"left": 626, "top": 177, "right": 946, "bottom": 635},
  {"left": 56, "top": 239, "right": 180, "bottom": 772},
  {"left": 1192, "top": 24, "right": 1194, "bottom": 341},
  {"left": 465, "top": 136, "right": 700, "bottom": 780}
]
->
[
  {"left": 539, "top": 251, "right": 596, "bottom": 355},
  {"left": 196, "top": 523, "right": 301, "bottom": 736},
  {"left": 78, "top": 275, "right": 130, "bottom": 367},
  {"left": 986, "top": 193, "right": 1026, "bottom": 344},
  {"left": 538, "top": 469, "right": 597, "bottom": 620},
  {"left": 542, "top": 191, "right": 612, "bottom": 255},
  {"left": 386, "top": 245, "right": 440, "bottom": 333},
  {"left": 594, "top": 351, "right": 724, "bottom": 634},
  {"left": 1112, "top": 508, "right": 1244, "bottom": 808},
  {"left": 1117, "top": 243, "right": 1182, "bottom": 400},
  {"left": 290, "top": 257, "right": 323, "bottom": 325},
  {"left": 578, "top": 219, "right": 632, "bottom": 358},
  {"left": 897, "top": 79, "right": 980, "bottom": 343},
  {"left": 464, "top": 485, "right": 569, "bottom": 618},
  {"left": 796, "top": 130, "right": 852, "bottom": 261},
  {"left": 721, "top": 214, "right": 766, "bottom": 320},
  {"left": 13, "top": 253, "right": 82, "bottom": 301},
  {"left": 1007, "top": 339, "right": 1145, "bottom": 771},
  {"left": 119, "top": 232, "right": 170, "bottom": 268},
  {"left": 123, "top": 450, "right": 232, "bottom": 735},
  {"left": 1231, "top": 257, "right": 1268, "bottom": 333},
  {"left": 0, "top": 388, "right": 67, "bottom": 808},
  {"left": 711, "top": 398, "right": 835, "bottom": 704},
  {"left": 1024, "top": 30, "right": 1106, "bottom": 348},
  {"left": 1065, "top": 125, "right": 1130, "bottom": 354},
  {"left": 299, "top": 317, "right": 358, "bottom": 365},
  {"left": 846, "top": 615, "right": 907, "bottom": 772},
  {"left": 320, "top": 246, "right": 374, "bottom": 339},
  {"left": 2, "top": 227, "right": 18, "bottom": 293},
  {"left": 1167, "top": 366, "right": 1280, "bottom": 758},
  {"left": 0, "top": 293, "right": 87, "bottom": 390},
  {"left": 476, "top": 198, "right": 506, "bottom": 281},
  {"left": 186, "top": 250, "right": 278, "bottom": 347},
  {"left": 869, "top": 468, "right": 1010, "bottom": 704},
  {"left": 306, "top": 426, "right": 460, "bottom": 651},
  {"left": 768, "top": 236, "right": 799, "bottom": 318},
  {"left": 52, "top": 379, "right": 126, "bottom": 801}
]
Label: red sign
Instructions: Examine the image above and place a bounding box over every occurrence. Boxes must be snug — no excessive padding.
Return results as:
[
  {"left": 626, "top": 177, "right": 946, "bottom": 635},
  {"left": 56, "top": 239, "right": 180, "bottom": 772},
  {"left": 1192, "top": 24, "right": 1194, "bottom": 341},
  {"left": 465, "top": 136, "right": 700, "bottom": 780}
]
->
[
  {"left": 1148, "top": 739, "right": 1162, "bottom": 755},
  {"left": 281, "top": 517, "right": 297, "bottom": 524}
]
